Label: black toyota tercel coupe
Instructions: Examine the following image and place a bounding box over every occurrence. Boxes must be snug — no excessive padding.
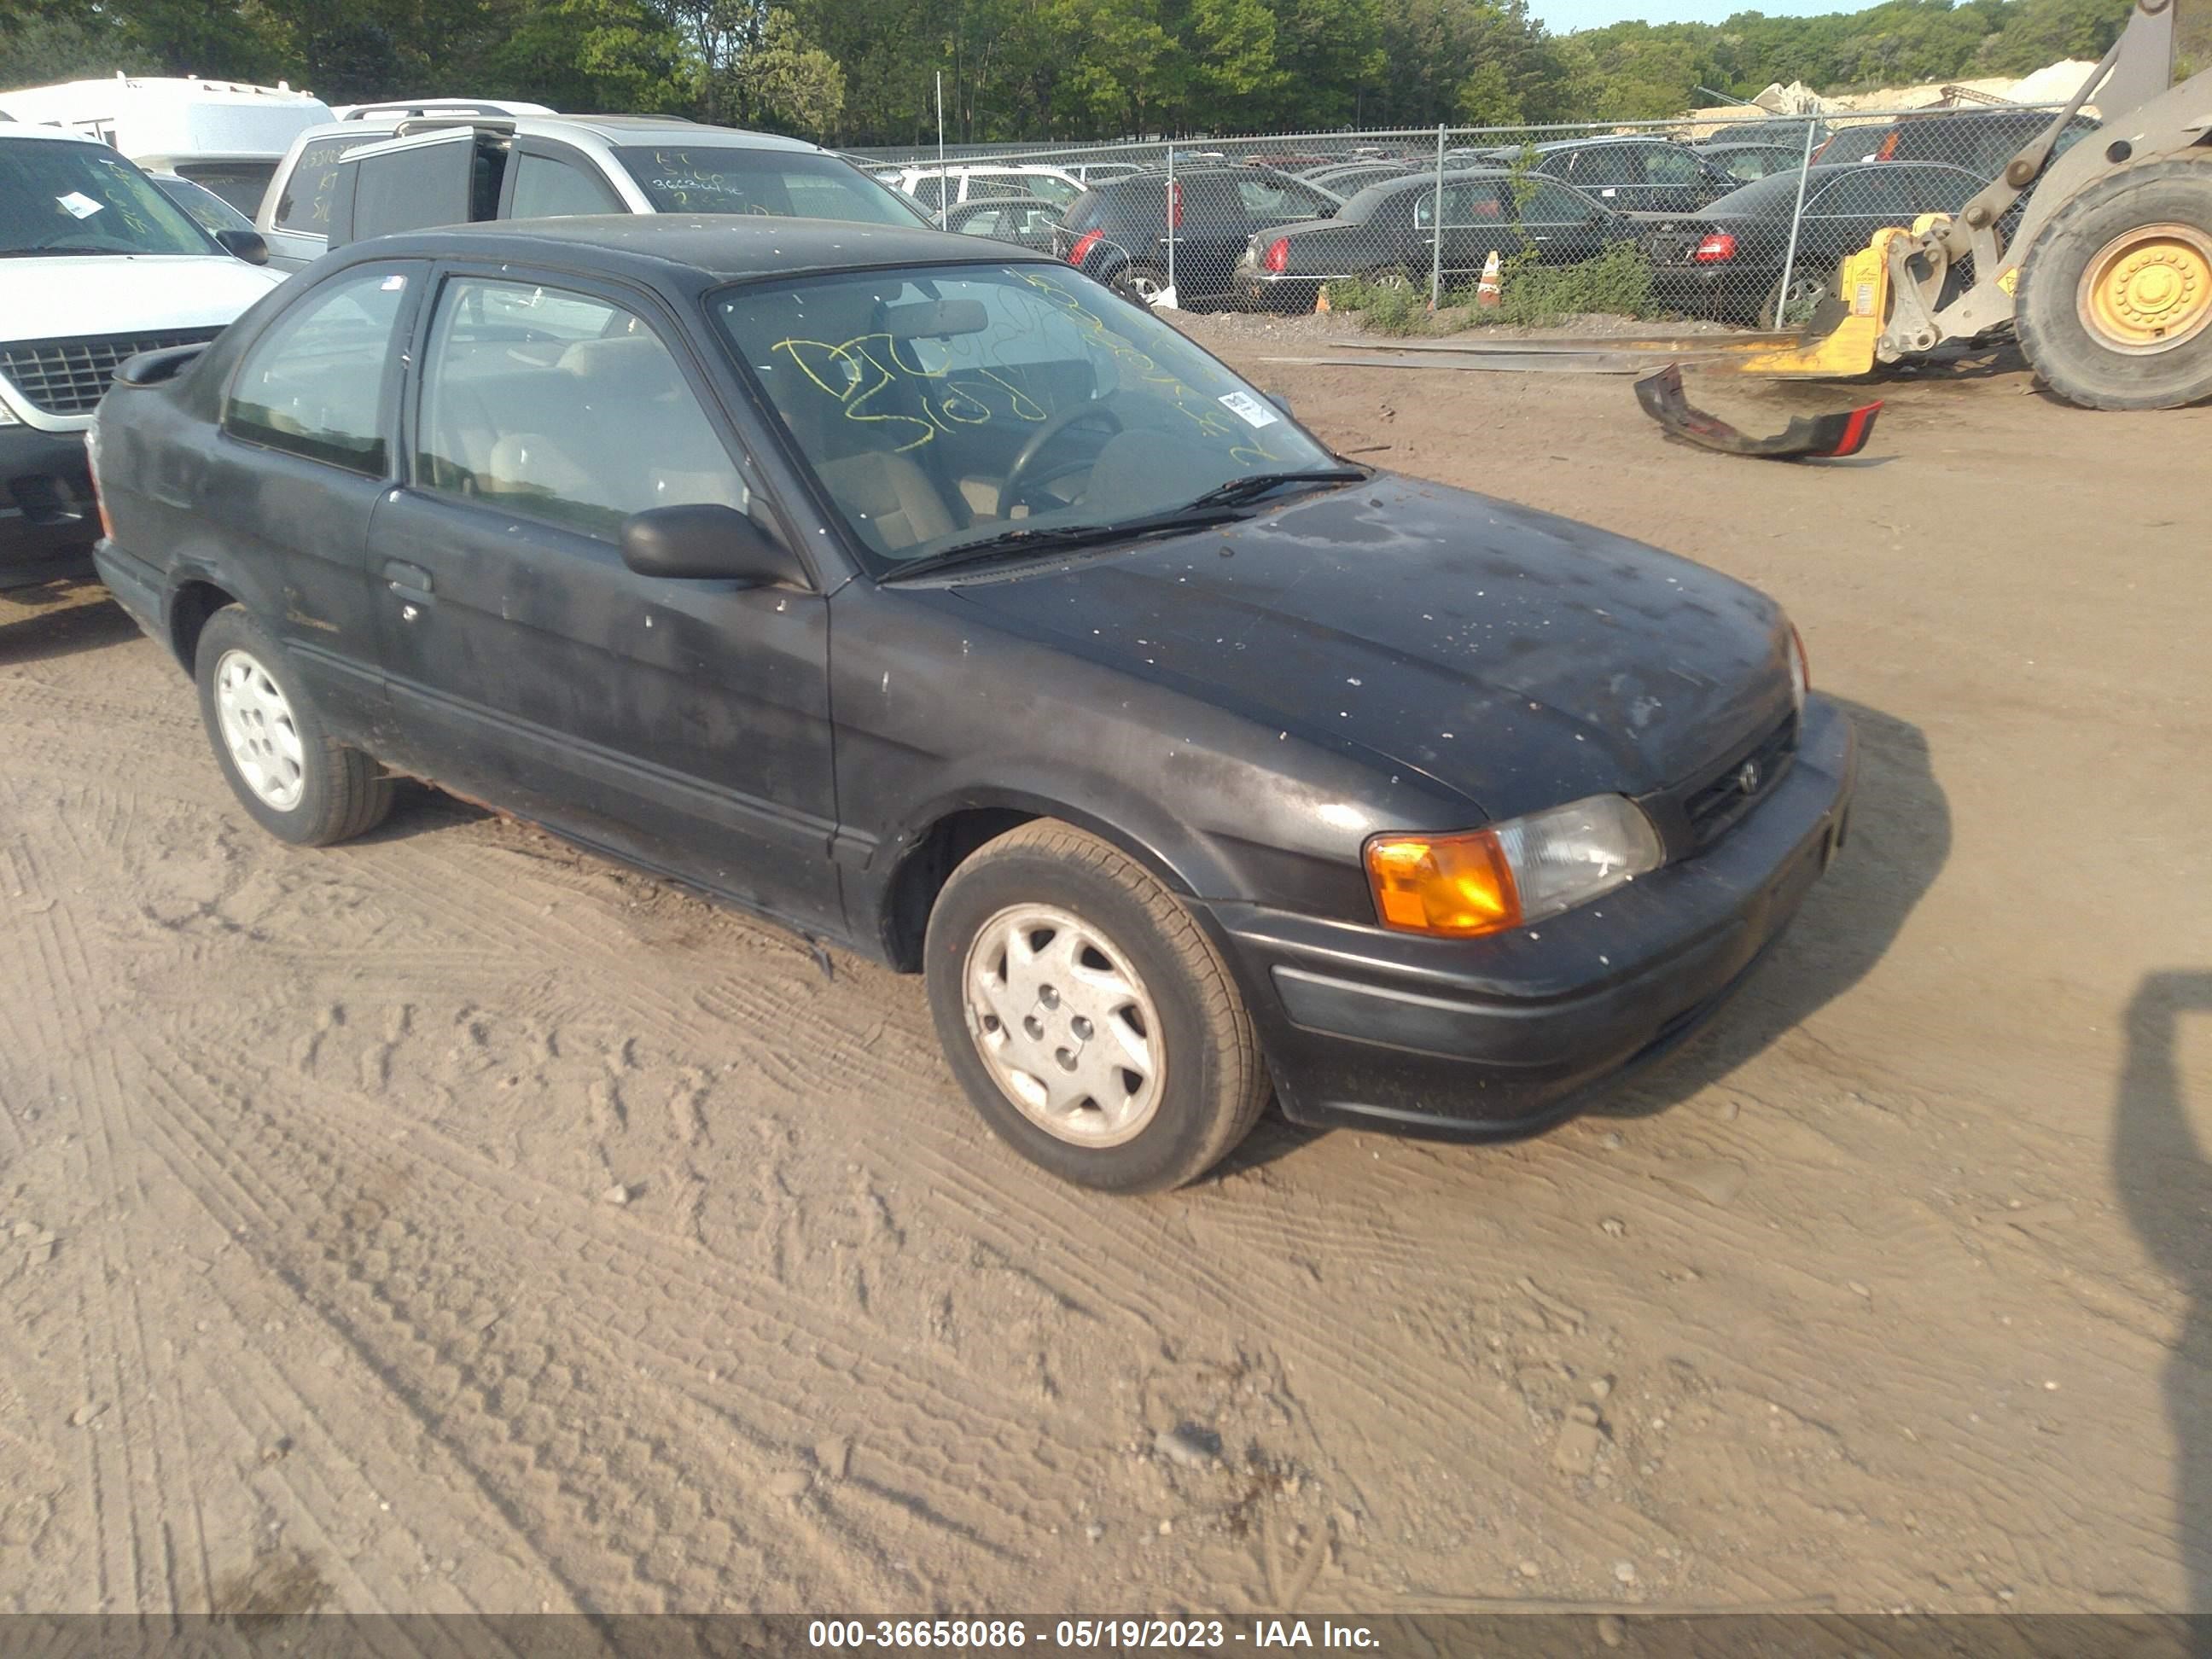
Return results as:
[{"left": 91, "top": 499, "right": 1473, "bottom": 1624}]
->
[{"left": 89, "top": 217, "right": 1855, "bottom": 1192}]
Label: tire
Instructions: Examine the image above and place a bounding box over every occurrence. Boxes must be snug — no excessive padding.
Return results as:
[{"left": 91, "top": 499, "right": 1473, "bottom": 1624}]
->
[
  {"left": 1759, "top": 269, "right": 1831, "bottom": 330},
  {"left": 2015, "top": 157, "right": 2212, "bottom": 411},
  {"left": 1116, "top": 262, "right": 1170, "bottom": 304},
  {"left": 1365, "top": 266, "right": 1414, "bottom": 294},
  {"left": 923, "top": 821, "right": 1269, "bottom": 1193},
  {"left": 194, "top": 606, "right": 393, "bottom": 846}
]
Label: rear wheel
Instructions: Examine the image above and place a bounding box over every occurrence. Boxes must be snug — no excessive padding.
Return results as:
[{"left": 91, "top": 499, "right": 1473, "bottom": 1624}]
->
[
  {"left": 923, "top": 821, "right": 1268, "bottom": 1193},
  {"left": 1760, "top": 268, "right": 1832, "bottom": 330},
  {"left": 1365, "top": 265, "right": 1414, "bottom": 294},
  {"left": 2015, "top": 158, "right": 2212, "bottom": 410},
  {"left": 1116, "top": 262, "right": 1170, "bottom": 304},
  {"left": 194, "top": 607, "right": 393, "bottom": 846}
]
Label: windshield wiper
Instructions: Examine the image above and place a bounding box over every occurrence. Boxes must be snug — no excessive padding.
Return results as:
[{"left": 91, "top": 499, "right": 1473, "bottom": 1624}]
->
[
  {"left": 1180, "top": 466, "right": 1369, "bottom": 509},
  {"left": 882, "top": 504, "right": 1249, "bottom": 580}
]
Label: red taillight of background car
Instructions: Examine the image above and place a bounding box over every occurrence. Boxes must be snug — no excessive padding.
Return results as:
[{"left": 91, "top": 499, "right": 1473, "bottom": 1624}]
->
[
  {"left": 1067, "top": 228, "right": 1102, "bottom": 265},
  {"left": 1692, "top": 231, "right": 1737, "bottom": 264},
  {"left": 1264, "top": 236, "right": 1289, "bottom": 274},
  {"left": 1167, "top": 179, "right": 1183, "bottom": 230}
]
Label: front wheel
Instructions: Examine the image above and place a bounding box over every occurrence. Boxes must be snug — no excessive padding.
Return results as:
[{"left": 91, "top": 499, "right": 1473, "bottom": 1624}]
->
[
  {"left": 2015, "top": 158, "right": 2212, "bottom": 410},
  {"left": 923, "top": 822, "right": 1269, "bottom": 1193},
  {"left": 194, "top": 606, "right": 393, "bottom": 845}
]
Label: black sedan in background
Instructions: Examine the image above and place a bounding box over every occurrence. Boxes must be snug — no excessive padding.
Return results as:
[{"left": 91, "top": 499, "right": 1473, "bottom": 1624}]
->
[
  {"left": 1237, "top": 168, "right": 1631, "bottom": 311},
  {"left": 90, "top": 216, "right": 1853, "bottom": 1193},
  {"left": 1057, "top": 166, "right": 1342, "bottom": 304},
  {"left": 1507, "top": 136, "right": 1743, "bottom": 213},
  {"left": 1694, "top": 140, "right": 1807, "bottom": 183},
  {"left": 1638, "top": 159, "right": 1988, "bottom": 323}
]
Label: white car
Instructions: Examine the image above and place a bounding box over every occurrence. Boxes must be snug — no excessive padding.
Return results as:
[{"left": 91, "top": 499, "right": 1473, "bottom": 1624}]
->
[
  {"left": 0, "top": 76, "right": 334, "bottom": 216},
  {"left": 259, "top": 113, "right": 931, "bottom": 272},
  {"left": 881, "top": 163, "right": 1086, "bottom": 216},
  {"left": 0, "top": 126, "right": 284, "bottom": 587}
]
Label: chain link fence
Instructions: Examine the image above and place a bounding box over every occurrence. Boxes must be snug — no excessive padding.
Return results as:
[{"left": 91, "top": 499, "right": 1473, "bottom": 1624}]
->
[{"left": 846, "top": 102, "right": 2086, "bottom": 332}]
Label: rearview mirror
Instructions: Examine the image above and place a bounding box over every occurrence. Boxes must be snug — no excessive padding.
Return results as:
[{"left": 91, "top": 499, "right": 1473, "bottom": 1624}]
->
[
  {"left": 215, "top": 228, "right": 270, "bottom": 265},
  {"left": 619, "top": 504, "right": 805, "bottom": 587}
]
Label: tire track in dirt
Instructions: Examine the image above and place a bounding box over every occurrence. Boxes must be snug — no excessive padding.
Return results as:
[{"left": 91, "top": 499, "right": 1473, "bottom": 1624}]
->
[{"left": 124, "top": 1033, "right": 1073, "bottom": 1607}]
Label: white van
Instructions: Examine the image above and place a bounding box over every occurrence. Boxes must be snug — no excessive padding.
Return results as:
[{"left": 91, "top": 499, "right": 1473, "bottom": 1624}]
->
[
  {"left": 0, "top": 76, "right": 334, "bottom": 215},
  {"left": 0, "top": 126, "right": 284, "bottom": 587}
]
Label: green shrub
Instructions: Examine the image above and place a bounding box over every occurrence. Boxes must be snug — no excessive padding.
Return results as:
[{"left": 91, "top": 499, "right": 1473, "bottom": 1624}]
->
[
  {"left": 1448, "top": 241, "right": 1657, "bottom": 328},
  {"left": 1323, "top": 274, "right": 1430, "bottom": 336}
]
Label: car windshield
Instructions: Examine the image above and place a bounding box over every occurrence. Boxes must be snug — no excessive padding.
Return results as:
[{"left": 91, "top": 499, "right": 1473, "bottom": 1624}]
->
[
  {"left": 614, "top": 146, "right": 930, "bottom": 226},
  {"left": 153, "top": 174, "right": 257, "bottom": 236},
  {"left": 713, "top": 262, "right": 1341, "bottom": 574},
  {"left": 0, "top": 139, "right": 215, "bottom": 258}
]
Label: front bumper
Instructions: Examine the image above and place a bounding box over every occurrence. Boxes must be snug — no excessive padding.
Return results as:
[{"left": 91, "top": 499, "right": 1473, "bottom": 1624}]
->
[
  {"left": 0, "top": 423, "right": 97, "bottom": 589},
  {"left": 1206, "top": 695, "right": 1858, "bottom": 1138}
]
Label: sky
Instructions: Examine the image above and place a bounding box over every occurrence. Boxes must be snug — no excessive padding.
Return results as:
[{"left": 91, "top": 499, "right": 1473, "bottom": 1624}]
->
[{"left": 1530, "top": 0, "right": 1867, "bottom": 31}]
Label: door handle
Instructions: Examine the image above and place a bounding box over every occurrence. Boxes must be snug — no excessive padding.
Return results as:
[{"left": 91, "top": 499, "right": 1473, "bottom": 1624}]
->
[{"left": 382, "top": 560, "right": 434, "bottom": 601}]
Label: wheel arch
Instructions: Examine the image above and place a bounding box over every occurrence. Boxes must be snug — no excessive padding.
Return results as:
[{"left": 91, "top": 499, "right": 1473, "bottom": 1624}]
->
[{"left": 870, "top": 788, "right": 1216, "bottom": 973}]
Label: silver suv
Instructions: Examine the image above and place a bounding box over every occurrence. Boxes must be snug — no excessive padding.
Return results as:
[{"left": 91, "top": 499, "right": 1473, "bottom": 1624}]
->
[{"left": 255, "top": 113, "right": 928, "bottom": 271}]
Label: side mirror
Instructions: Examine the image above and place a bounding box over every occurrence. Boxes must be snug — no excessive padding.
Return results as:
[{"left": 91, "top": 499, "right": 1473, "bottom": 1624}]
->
[
  {"left": 215, "top": 228, "right": 271, "bottom": 266},
  {"left": 619, "top": 503, "right": 805, "bottom": 587}
]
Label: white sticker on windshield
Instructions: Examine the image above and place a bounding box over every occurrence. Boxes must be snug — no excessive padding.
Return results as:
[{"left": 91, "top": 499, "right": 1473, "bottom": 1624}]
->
[
  {"left": 56, "top": 191, "right": 104, "bottom": 220},
  {"left": 1217, "top": 390, "right": 1279, "bottom": 428}
]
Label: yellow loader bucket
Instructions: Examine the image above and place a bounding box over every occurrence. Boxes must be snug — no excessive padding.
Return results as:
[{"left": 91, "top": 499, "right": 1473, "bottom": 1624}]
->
[{"left": 1734, "top": 227, "right": 1911, "bottom": 379}]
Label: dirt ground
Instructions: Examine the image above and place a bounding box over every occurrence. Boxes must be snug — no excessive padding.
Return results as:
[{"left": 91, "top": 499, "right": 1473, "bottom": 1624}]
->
[{"left": 2, "top": 329, "right": 2209, "bottom": 1623}]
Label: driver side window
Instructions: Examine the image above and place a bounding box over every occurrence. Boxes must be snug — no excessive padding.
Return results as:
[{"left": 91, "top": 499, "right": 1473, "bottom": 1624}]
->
[{"left": 224, "top": 265, "right": 414, "bottom": 474}]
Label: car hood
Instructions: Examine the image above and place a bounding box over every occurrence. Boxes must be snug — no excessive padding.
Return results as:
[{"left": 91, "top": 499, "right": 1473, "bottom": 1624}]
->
[
  {"left": 945, "top": 472, "right": 1793, "bottom": 821},
  {"left": 0, "top": 254, "right": 282, "bottom": 342}
]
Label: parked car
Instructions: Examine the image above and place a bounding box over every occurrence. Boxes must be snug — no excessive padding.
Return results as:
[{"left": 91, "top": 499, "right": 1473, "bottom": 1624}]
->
[
  {"left": 1508, "top": 136, "right": 1743, "bottom": 213},
  {"left": 1637, "top": 159, "right": 1992, "bottom": 323},
  {"left": 1237, "top": 168, "right": 1632, "bottom": 311},
  {"left": 0, "top": 125, "right": 280, "bottom": 589},
  {"left": 89, "top": 216, "right": 1853, "bottom": 1191},
  {"left": 148, "top": 170, "right": 266, "bottom": 245},
  {"left": 1694, "top": 140, "right": 1807, "bottom": 182},
  {"left": 942, "top": 194, "right": 1065, "bottom": 252},
  {"left": 882, "top": 162, "right": 1086, "bottom": 216},
  {"left": 1810, "top": 107, "right": 2098, "bottom": 179},
  {"left": 1298, "top": 160, "right": 1418, "bottom": 196},
  {"left": 331, "top": 97, "right": 556, "bottom": 121},
  {"left": 1058, "top": 166, "right": 1342, "bottom": 303},
  {"left": 258, "top": 113, "right": 931, "bottom": 271},
  {"left": 0, "top": 75, "right": 332, "bottom": 215}
]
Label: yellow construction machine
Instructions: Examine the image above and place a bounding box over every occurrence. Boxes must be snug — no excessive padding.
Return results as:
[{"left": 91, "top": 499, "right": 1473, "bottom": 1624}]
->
[{"left": 1744, "top": 0, "right": 2212, "bottom": 410}]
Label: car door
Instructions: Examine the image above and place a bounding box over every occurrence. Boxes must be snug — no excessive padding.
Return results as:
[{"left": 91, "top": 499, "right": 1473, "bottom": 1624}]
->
[
  {"left": 1519, "top": 178, "right": 1615, "bottom": 264},
  {"left": 1441, "top": 178, "right": 1511, "bottom": 280},
  {"left": 207, "top": 259, "right": 426, "bottom": 741},
  {"left": 498, "top": 141, "right": 628, "bottom": 220},
  {"left": 365, "top": 266, "right": 843, "bottom": 932},
  {"left": 1634, "top": 143, "right": 1712, "bottom": 213}
]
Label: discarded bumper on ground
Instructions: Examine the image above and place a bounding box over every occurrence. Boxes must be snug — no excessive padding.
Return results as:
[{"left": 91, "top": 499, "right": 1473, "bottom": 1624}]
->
[{"left": 1634, "top": 363, "right": 1883, "bottom": 460}]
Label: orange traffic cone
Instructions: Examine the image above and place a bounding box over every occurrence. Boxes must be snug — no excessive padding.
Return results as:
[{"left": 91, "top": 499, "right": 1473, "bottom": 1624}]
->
[
  {"left": 1313, "top": 284, "right": 1331, "bottom": 315},
  {"left": 1476, "top": 249, "right": 1503, "bottom": 309}
]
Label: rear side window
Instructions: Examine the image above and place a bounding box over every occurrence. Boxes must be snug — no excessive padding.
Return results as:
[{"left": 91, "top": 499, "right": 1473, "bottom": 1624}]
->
[
  {"left": 509, "top": 152, "right": 624, "bottom": 219},
  {"left": 351, "top": 137, "right": 474, "bottom": 240},
  {"left": 274, "top": 133, "right": 384, "bottom": 234},
  {"left": 1643, "top": 146, "right": 1701, "bottom": 184},
  {"left": 224, "top": 266, "right": 413, "bottom": 473},
  {"left": 1524, "top": 179, "right": 1597, "bottom": 224},
  {"left": 415, "top": 277, "right": 756, "bottom": 541}
]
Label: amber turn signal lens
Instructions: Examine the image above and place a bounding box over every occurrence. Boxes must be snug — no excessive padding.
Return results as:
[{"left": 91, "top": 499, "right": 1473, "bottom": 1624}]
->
[{"left": 1364, "top": 830, "right": 1522, "bottom": 938}]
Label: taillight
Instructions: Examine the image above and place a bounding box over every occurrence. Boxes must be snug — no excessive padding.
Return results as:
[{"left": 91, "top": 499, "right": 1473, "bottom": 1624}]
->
[
  {"left": 1067, "top": 228, "right": 1102, "bottom": 265},
  {"left": 1692, "top": 231, "right": 1737, "bottom": 264},
  {"left": 1263, "top": 236, "right": 1289, "bottom": 273},
  {"left": 1167, "top": 179, "right": 1182, "bottom": 230}
]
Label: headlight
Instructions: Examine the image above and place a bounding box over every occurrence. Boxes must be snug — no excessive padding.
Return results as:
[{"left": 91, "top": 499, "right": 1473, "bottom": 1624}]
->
[
  {"left": 1784, "top": 620, "right": 1808, "bottom": 716},
  {"left": 1365, "top": 795, "right": 1664, "bottom": 938}
]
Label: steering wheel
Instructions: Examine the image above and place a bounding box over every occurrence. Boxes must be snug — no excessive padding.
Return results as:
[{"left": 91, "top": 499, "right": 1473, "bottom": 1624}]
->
[{"left": 1001, "top": 400, "right": 1125, "bottom": 510}]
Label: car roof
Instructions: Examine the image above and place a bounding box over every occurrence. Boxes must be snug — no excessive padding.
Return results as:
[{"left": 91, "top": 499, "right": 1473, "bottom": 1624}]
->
[
  {"left": 290, "top": 113, "right": 818, "bottom": 154},
  {"left": 1528, "top": 133, "right": 1682, "bottom": 151},
  {"left": 352, "top": 213, "right": 1060, "bottom": 282},
  {"left": 0, "top": 124, "right": 108, "bottom": 146}
]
